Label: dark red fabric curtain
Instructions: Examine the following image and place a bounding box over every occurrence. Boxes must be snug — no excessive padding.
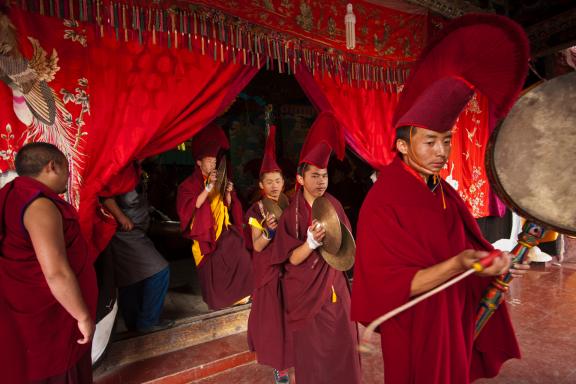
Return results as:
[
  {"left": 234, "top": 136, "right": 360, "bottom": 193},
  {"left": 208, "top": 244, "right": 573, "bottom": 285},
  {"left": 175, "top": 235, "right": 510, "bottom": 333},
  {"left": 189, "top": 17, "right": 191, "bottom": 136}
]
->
[
  {"left": 295, "top": 66, "right": 500, "bottom": 218},
  {"left": 295, "top": 65, "right": 400, "bottom": 169},
  {"left": 0, "top": 8, "right": 258, "bottom": 258},
  {"left": 438, "top": 94, "right": 498, "bottom": 218},
  {"left": 81, "top": 36, "right": 258, "bottom": 256}
]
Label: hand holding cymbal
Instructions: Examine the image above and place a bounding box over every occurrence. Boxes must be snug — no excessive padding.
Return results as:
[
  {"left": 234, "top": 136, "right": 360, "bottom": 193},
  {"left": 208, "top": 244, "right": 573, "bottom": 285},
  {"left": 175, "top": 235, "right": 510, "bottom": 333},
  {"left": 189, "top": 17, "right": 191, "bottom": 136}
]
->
[
  {"left": 264, "top": 212, "right": 278, "bottom": 230},
  {"left": 311, "top": 197, "right": 355, "bottom": 271},
  {"left": 311, "top": 220, "right": 326, "bottom": 242}
]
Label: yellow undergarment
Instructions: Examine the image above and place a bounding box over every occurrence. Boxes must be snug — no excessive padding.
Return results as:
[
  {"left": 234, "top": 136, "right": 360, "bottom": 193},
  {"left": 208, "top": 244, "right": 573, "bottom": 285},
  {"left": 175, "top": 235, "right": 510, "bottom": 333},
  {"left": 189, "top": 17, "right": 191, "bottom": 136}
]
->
[{"left": 191, "top": 193, "right": 230, "bottom": 266}]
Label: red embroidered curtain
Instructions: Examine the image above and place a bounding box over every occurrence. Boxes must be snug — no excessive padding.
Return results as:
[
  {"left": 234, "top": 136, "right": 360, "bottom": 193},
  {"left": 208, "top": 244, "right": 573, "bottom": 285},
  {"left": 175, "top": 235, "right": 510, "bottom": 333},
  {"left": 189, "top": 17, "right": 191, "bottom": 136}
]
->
[
  {"left": 295, "top": 66, "right": 498, "bottom": 218},
  {"left": 0, "top": 9, "right": 94, "bottom": 209},
  {"left": 0, "top": 8, "right": 258, "bottom": 257},
  {"left": 189, "top": 0, "right": 429, "bottom": 62},
  {"left": 439, "top": 94, "right": 502, "bottom": 218}
]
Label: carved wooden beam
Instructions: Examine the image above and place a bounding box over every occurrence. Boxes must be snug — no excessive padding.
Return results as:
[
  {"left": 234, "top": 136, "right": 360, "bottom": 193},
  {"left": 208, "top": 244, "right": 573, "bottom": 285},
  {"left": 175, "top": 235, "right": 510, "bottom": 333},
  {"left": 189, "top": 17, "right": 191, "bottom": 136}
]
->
[
  {"left": 400, "top": 0, "right": 488, "bottom": 18},
  {"left": 527, "top": 8, "right": 576, "bottom": 57}
]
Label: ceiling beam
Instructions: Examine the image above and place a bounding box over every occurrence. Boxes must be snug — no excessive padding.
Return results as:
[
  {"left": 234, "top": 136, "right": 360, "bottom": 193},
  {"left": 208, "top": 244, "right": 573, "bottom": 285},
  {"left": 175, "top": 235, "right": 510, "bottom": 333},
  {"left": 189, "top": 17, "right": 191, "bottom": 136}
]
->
[
  {"left": 400, "top": 0, "right": 487, "bottom": 18},
  {"left": 527, "top": 8, "right": 576, "bottom": 57}
]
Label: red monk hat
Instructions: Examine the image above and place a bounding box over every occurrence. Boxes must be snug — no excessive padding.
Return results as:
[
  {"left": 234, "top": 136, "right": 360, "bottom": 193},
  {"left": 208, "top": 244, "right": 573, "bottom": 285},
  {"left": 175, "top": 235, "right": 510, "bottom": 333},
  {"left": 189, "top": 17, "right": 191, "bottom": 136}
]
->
[
  {"left": 393, "top": 14, "right": 530, "bottom": 133},
  {"left": 299, "top": 111, "right": 345, "bottom": 169},
  {"left": 191, "top": 122, "right": 230, "bottom": 160},
  {"left": 260, "top": 125, "right": 281, "bottom": 175}
]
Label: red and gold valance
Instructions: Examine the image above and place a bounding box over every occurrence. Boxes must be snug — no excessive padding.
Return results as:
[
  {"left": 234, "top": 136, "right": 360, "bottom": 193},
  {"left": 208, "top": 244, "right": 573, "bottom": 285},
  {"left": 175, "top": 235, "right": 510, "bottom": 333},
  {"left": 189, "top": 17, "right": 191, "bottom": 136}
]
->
[{"left": 14, "top": 0, "right": 434, "bottom": 88}]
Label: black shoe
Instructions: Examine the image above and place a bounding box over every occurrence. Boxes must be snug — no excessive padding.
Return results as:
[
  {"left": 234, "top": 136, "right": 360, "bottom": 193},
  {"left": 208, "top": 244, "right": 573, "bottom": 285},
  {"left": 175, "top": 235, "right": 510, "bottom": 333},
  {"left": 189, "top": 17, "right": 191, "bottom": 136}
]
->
[{"left": 137, "top": 319, "right": 175, "bottom": 334}]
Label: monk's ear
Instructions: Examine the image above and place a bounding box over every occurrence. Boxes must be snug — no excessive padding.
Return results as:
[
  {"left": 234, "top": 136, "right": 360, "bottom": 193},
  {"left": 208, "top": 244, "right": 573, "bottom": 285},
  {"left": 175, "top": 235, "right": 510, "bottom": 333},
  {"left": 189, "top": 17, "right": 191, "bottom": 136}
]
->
[
  {"left": 296, "top": 174, "right": 304, "bottom": 186},
  {"left": 196, "top": 160, "right": 202, "bottom": 168},
  {"left": 46, "top": 160, "right": 57, "bottom": 174},
  {"left": 396, "top": 139, "right": 409, "bottom": 156},
  {"left": 258, "top": 181, "right": 264, "bottom": 190}
]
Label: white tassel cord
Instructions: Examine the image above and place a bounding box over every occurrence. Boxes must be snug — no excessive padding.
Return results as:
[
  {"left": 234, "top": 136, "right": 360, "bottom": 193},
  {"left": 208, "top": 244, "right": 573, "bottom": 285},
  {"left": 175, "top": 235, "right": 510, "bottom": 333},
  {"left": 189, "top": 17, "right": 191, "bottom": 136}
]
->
[{"left": 359, "top": 268, "right": 476, "bottom": 352}]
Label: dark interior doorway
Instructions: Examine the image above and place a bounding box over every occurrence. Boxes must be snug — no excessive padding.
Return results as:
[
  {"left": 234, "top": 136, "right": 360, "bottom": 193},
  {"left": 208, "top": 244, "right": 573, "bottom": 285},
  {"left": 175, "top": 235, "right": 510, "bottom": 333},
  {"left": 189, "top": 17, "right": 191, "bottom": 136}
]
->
[{"left": 105, "top": 68, "right": 374, "bottom": 345}]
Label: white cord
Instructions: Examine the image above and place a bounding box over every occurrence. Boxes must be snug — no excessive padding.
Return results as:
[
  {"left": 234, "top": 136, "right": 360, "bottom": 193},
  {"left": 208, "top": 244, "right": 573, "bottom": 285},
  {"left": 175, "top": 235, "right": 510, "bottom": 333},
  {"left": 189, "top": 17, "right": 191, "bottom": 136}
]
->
[{"left": 359, "top": 268, "right": 476, "bottom": 352}]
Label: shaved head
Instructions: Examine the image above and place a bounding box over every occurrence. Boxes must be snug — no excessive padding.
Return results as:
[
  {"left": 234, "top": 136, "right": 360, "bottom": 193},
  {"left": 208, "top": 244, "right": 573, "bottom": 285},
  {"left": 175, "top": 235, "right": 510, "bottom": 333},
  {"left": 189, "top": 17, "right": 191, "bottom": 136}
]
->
[{"left": 15, "top": 142, "right": 67, "bottom": 177}]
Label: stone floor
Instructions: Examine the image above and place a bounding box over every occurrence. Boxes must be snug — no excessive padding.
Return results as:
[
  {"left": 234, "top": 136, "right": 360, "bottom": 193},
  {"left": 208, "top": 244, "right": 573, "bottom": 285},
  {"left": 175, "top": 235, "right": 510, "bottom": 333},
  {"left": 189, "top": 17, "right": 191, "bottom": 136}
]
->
[
  {"left": 194, "top": 260, "right": 576, "bottom": 383},
  {"left": 476, "top": 261, "right": 576, "bottom": 384},
  {"left": 103, "top": 237, "right": 576, "bottom": 383}
]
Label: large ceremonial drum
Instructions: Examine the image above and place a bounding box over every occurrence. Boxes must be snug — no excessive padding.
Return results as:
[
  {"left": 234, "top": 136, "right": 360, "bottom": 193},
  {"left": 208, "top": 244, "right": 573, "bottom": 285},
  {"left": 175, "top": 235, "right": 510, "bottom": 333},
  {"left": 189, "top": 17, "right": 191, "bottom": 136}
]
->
[{"left": 487, "top": 72, "right": 576, "bottom": 236}]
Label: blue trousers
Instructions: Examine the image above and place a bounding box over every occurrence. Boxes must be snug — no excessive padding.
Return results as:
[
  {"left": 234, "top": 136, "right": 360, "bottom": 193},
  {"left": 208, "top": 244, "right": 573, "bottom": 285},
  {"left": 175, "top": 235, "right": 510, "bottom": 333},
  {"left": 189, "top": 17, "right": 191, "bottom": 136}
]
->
[{"left": 118, "top": 266, "right": 170, "bottom": 331}]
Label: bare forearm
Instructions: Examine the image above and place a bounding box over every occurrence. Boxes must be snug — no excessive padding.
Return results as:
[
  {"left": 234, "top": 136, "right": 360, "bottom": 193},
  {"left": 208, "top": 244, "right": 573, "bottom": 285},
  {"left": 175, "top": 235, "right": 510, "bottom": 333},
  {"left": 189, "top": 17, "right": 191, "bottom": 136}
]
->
[
  {"left": 289, "top": 242, "right": 313, "bottom": 265},
  {"left": 195, "top": 189, "right": 209, "bottom": 208},
  {"left": 410, "top": 256, "right": 465, "bottom": 297},
  {"left": 252, "top": 232, "right": 271, "bottom": 252},
  {"left": 45, "top": 270, "right": 91, "bottom": 321},
  {"left": 102, "top": 198, "right": 128, "bottom": 222}
]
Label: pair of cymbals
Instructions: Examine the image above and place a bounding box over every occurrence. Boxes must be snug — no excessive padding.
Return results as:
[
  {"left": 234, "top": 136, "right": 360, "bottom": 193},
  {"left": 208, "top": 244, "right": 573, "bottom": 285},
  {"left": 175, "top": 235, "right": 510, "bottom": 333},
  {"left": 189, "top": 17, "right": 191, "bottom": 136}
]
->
[{"left": 311, "top": 196, "right": 355, "bottom": 271}]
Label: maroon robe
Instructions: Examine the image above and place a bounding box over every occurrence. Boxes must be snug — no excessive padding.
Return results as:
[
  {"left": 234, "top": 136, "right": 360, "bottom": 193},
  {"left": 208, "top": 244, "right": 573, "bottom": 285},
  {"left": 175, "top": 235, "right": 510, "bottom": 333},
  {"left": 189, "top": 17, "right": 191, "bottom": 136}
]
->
[
  {"left": 244, "top": 201, "right": 293, "bottom": 370},
  {"left": 176, "top": 167, "right": 253, "bottom": 310},
  {"left": 351, "top": 156, "right": 520, "bottom": 384},
  {"left": 271, "top": 190, "right": 361, "bottom": 384},
  {"left": 0, "top": 295, "right": 26, "bottom": 384},
  {"left": 0, "top": 177, "right": 97, "bottom": 382}
]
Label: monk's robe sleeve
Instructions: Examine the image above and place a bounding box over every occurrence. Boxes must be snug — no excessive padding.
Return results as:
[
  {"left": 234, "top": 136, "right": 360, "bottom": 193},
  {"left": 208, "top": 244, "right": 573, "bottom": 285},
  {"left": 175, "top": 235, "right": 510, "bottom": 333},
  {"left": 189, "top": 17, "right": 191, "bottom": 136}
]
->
[
  {"left": 351, "top": 203, "right": 430, "bottom": 325},
  {"left": 244, "top": 203, "right": 263, "bottom": 251},
  {"left": 176, "top": 176, "right": 213, "bottom": 241},
  {"left": 268, "top": 205, "right": 304, "bottom": 265},
  {"left": 228, "top": 191, "right": 244, "bottom": 232}
]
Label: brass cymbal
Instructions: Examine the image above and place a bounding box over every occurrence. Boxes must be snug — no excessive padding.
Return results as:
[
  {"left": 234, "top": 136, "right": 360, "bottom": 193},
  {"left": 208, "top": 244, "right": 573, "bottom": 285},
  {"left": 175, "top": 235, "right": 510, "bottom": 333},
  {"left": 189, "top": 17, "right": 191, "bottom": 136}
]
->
[
  {"left": 319, "top": 222, "right": 355, "bottom": 271},
  {"left": 311, "top": 196, "right": 342, "bottom": 255},
  {"left": 210, "top": 157, "right": 227, "bottom": 199},
  {"left": 262, "top": 197, "right": 284, "bottom": 220},
  {"left": 277, "top": 193, "right": 290, "bottom": 211}
]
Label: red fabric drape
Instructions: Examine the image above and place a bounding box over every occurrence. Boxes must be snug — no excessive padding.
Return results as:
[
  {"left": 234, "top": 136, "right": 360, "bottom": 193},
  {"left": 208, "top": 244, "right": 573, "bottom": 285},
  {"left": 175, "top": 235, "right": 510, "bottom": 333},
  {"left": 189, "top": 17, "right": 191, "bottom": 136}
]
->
[
  {"left": 81, "top": 36, "right": 258, "bottom": 256},
  {"left": 296, "top": 66, "right": 499, "bottom": 218},
  {"left": 0, "top": 8, "right": 258, "bottom": 257},
  {"left": 439, "top": 94, "right": 496, "bottom": 218},
  {"left": 295, "top": 65, "right": 400, "bottom": 169}
]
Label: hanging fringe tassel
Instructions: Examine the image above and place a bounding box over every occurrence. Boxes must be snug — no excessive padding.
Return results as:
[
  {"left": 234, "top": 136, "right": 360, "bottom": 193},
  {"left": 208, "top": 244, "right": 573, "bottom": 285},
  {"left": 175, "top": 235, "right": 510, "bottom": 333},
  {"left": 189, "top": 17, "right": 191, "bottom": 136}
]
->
[{"left": 23, "top": 0, "right": 410, "bottom": 89}]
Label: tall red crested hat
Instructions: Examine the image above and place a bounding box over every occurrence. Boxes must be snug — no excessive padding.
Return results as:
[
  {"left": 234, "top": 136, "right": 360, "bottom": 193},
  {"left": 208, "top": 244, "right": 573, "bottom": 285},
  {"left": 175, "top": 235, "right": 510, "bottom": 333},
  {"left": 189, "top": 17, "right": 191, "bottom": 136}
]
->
[
  {"left": 260, "top": 125, "right": 281, "bottom": 175},
  {"left": 393, "top": 14, "right": 530, "bottom": 133},
  {"left": 191, "top": 122, "right": 230, "bottom": 160},
  {"left": 299, "top": 111, "right": 345, "bottom": 169}
]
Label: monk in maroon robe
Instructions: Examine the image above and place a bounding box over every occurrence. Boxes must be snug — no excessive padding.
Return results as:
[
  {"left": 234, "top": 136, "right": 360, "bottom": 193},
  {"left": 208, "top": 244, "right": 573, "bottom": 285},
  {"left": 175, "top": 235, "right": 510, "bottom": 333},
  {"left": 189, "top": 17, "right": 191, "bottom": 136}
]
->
[
  {"left": 271, "top": 112, "right": 361, "bottom": 384},
  {"left": 351, "top": 15, "right": 530, "bottom": 384},
  {"left": 176, "top": 123, "right": 252, "bottom": 310},
  {"left": 0, "top": 143, "right": 97, "bottom": 383},
  {"left": 244, "top": 126, "right": 293, "bottom": 383}
]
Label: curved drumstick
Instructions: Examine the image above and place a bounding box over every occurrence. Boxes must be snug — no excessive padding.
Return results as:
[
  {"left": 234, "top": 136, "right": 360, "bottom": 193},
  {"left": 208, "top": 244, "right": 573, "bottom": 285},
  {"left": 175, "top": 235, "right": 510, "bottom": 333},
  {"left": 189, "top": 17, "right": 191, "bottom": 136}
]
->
[{"left": 358, "top": 250, "right": 503, "bottom": 353}]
